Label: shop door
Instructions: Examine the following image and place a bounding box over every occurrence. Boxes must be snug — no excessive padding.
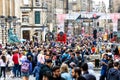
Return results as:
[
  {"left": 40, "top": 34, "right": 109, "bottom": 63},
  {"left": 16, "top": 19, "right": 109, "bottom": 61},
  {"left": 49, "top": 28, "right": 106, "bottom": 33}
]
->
[{"left": 22, "top": 30, "right": 30, "bottom": 40}]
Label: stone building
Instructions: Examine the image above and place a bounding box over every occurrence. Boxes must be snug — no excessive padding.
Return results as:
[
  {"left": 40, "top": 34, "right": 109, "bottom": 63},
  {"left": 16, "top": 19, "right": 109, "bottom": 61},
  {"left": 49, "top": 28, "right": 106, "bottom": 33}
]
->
[{"left": 0, "top": 0, "right": 21, "bottom": 44}]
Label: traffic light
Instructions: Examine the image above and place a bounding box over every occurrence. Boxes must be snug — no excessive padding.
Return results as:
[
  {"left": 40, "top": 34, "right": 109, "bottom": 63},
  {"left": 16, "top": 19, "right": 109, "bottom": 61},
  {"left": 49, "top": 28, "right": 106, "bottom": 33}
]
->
[{"left": 93, "top": 29, "right": 97, "bottom": 39}]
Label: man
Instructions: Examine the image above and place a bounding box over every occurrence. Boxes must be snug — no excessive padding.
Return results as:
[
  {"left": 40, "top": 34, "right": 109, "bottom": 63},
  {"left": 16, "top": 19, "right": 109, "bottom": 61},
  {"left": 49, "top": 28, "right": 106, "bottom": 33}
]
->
[
  {"left": 100, "top": 54, "right": 108, "bottom": 80},
  {"left": 107, "top": 61, "right": 120, "bottom": 80},
  {"left": 71, "top": 67, "right": 86, "bottom": 80},
  {"left": 12, "top": 48, "right": 20, "bottom": 77},
  {"left": 81, "top": 63, "right": 96, "bottom": 80},
  {"left": 40, "top": 59, "right": 52, "bottom": 80},
  {"left": 52, "top": 66, "right": 65, "bottom": 80},
  {"left": 75, "top": 51, "right": 82, "bottom": 66},
  {"left": 68, "top": 53, "right": 78, "bottom": 65}
]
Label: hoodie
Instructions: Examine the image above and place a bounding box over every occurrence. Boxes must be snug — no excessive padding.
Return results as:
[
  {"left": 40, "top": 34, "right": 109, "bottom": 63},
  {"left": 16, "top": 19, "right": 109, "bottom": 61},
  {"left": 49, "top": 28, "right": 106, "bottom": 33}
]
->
[
  {"left": 32, "top": 62, "right": 41, "bottom": 77},
  {"left": 107, "top": 68, "right": 120, "bottom": 80}
]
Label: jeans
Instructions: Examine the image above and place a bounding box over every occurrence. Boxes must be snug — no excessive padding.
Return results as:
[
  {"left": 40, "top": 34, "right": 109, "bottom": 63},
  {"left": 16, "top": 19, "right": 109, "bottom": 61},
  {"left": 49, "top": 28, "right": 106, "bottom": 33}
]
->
[
  {"left": 13, "top": 64, "right": 19, "bottom": 77},
  {"left": 1, "top": 67, "right": 6, "bottom": 78},
  {"left": 100, "top": 75, "right": 106, "bottom": 80},
  {"left": 36, "top": 75, "right": 39, "bottom": 80},
  {"left": 18, "top": 65, "right": 21, "bottom": 77}
]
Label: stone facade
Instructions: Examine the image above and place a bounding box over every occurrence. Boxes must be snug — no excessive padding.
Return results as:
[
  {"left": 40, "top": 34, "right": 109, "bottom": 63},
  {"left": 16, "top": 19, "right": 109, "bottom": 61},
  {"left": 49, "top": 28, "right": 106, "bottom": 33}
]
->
[{"left": 0, "top": 0, "right": 21, "bottom": 44}]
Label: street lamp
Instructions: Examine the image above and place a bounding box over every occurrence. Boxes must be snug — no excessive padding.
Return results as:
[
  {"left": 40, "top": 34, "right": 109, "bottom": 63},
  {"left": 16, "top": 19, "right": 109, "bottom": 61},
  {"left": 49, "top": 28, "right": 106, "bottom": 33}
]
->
[
  {"left": 0, "top": 16, "right": 6, "bottom": 44},
  {"left": 0, "top": 15, "right": 20, "bottom": 44}
]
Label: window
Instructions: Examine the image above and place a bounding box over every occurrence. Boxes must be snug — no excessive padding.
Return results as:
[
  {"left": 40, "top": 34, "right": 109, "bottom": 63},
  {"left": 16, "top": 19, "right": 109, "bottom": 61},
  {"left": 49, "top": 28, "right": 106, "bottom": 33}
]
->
[
  {"left": 23, "top": 0, "right": 29, "bottom": 6},
  {"left": 35, "top": 0, "right": 40, "bottom": 6},
  {"left": 35, "top": 11, "right": 40, "bottom": 24},
  {"left": 35, "top": 0, "right": 39, "bottom": 2},
  {"left": 22, "top": 15, "right": 29, "bottom": 23}
]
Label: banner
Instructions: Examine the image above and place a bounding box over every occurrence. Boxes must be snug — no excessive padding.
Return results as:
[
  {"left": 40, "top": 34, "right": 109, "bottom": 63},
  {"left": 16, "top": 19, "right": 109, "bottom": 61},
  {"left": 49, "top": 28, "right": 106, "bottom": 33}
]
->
[{"left": 57, "top": 14, "right": 66, "bottom": 33}]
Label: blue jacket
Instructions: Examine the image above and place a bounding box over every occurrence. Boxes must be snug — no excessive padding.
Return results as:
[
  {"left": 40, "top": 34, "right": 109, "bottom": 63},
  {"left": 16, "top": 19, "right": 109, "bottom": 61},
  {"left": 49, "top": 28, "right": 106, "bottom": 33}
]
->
[
  {"left": 32, "top": 62, "right": 41, "bottom": 77},
  {"left": 61, "top": 72, "right": 72, "bottom": 80},
  {"left": 107, "top": 68, "right": 120, "bottom": 80},
  {"left": 100, "top": 59, "right": 108, "bottom": 75}
]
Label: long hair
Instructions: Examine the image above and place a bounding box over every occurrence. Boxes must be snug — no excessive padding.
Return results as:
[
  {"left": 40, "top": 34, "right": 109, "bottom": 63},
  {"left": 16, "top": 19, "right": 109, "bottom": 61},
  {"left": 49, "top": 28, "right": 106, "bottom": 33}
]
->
[
  {"left": 60, "top": 63, "right": 69, "bottom": 73},
  {"left": 1, "top": 55, "right": 6, "bottom": 63}
]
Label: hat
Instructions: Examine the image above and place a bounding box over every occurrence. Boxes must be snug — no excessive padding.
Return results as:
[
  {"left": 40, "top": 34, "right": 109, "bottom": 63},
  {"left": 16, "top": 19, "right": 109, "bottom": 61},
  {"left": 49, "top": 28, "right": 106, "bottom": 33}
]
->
[{"left": 45, "top": 59, "right": 52, "bottom": 63}]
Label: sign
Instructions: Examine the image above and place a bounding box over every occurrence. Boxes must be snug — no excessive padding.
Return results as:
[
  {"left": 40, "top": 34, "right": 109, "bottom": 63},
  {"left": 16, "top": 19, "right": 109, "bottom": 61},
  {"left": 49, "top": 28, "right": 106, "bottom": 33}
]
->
[{"left": 83, "top": 19, "right": 93, "bottom": 22}]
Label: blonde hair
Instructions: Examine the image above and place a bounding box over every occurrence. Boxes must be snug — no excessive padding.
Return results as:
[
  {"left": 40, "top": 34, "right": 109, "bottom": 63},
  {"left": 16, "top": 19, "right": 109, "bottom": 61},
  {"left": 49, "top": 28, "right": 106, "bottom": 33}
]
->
[{"left": 60, "top": 63, "right": 69, "bottom": 73}]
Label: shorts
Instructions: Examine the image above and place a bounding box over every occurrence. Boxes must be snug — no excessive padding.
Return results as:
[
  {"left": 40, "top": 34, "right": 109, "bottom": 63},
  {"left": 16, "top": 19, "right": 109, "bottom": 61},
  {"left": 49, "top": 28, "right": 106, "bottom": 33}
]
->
[{"left": 21, "top": 72, "right": 30, "bottom": 77}]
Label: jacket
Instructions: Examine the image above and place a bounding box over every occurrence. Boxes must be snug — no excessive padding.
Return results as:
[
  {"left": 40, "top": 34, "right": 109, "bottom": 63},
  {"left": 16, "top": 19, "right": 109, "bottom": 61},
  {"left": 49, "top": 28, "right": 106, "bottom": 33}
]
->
[
  {"left": 32, "top": 62, "right": 41, "bottom": 77},
  {"left": 12, "top": 53, "right": 19, "bottom": 64},
  {"left": 107, "top": 68, "right": 120, "bottom": 80},
  {"left": 61, "top": 72, "right": 72, "bottom": 80},
  {"left": 22, "top": 59, "right": 32, "bottom": 74}
]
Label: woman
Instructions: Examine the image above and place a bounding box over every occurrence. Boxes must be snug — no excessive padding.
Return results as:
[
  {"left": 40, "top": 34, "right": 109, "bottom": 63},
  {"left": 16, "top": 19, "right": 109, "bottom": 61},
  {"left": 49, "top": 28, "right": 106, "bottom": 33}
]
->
[
  {"left": 114, "top": 46, "right": 120, "bottom": 61},
  {"left": 60, "top": 63, "right": 72, "bottom": 80},
  {"left": 0, "top": 55, "right": 7, "bottom": 78}
]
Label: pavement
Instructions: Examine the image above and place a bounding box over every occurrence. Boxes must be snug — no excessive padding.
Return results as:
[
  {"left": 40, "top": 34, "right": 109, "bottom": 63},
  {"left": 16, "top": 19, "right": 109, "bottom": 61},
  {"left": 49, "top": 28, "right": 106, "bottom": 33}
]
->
[
  {"left": 0, "top": 70, "right": 100, "bottom": 80},
  {"left": 95, "top": 70, "right": 100, "bottom": 80}
]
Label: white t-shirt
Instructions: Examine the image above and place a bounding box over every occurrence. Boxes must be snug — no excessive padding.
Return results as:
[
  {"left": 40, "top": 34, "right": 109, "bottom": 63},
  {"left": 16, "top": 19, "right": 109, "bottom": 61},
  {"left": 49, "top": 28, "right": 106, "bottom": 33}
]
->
[{"left": 0, "top": 59, "right": 6, "bottom": 67}]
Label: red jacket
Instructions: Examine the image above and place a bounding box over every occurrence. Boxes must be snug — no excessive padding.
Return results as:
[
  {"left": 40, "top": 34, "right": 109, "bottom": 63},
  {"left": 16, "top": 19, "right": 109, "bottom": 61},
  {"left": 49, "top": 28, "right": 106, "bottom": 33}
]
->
[{"left": 12, "top": 53, "right": 19, "bottom": 64}]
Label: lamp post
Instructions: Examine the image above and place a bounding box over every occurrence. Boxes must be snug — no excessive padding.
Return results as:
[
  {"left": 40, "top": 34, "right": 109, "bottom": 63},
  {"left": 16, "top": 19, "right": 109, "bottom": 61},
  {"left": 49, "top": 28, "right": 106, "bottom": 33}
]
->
[
  {"left": 0, "top": 15, "right": 20, "bottom": 44},
  {"left": 0, "top": 16, "right": 6, "bottom": 44}
]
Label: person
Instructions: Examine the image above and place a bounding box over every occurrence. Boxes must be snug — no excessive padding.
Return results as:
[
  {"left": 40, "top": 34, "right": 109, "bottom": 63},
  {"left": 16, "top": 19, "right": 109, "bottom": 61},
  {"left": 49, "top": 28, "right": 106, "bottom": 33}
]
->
[
  {"left": 107, "top": 61, "right": 120, "bottom": 80},
  {"left": 81, "top": 63, "right": 96, "bottom": 80},
  {"left": 32, "top": 62, "right": 41, "bottom": 80},
  {"left": 40, "top": 59, "right": 52, "bottom": 80},
  {"left": 37, "top": 50, "right": 45, "bottom": 64},
  {"left": 114, "top": 46, "right": 120, "bottom": 61},
  {"left": 42, "top": 71, "right": 52, "bottom": 80},
  {"left": 21, "top": 55, "right": 32, "bottom": 80},
  {"left": 12, "top": 48, "right": 20, "bottom": 77},
  {"left": 81, "top": 63, "right": 89, "bottom": 75},
  {"left": 52, "top": 66, "right": 65, "bottom": 80},
  {"left": 107, "top": 55, "right": 113, "bottom": 71},
  {"left": 71, "top": 67, "right": 86, "bottom": 80},
  {"left": 100, "top": 54, "right": 108, "bottom": 80},
  {"left": 83, "top": 74, "right": 96, "bottom": 80},
  {"left": 75, "top": 51, "right": 82, "bottom": 67},
  {"left": 87, "top": 62, "right": 96, "bottom": 76},
  {"left": 60, "top": 63, "right": 72, "bottom": 80},
  {"left": 0, "top": 55, "right": 7, "bottom": 78},
  {"left": 68, "top": 53, "right": 78, "bottom": 66}
]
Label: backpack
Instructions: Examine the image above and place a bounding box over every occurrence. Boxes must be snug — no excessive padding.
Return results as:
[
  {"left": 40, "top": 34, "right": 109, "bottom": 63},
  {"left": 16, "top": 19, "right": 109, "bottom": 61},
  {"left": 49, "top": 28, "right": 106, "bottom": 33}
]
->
[{"left": 21, "top": 61, "right": 30, "bottom": 73}]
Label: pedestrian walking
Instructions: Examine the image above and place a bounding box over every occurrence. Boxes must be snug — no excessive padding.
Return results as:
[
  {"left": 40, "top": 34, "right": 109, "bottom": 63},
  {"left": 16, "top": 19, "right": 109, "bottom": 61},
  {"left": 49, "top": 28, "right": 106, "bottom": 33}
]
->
[
  {"left": 0, "top": 54, "right": 7, "bottom": 78},
  {"left": 60, "top": 63, "right": 72, "bottom": 80},
  {"left": 71, "top": 67, "right": 86, "bottom": 80},
  {"left": 107, "top": 61, "right": 120, "bottom": 80},
  {"left": 32, "top": 62, "right": 41, "bottom": 80},
  {"left": 21, "top": 55, "right": 32, "bottom": 80},
  {"left": 100, "top": 54, "right": 108, "bottom": 80}
]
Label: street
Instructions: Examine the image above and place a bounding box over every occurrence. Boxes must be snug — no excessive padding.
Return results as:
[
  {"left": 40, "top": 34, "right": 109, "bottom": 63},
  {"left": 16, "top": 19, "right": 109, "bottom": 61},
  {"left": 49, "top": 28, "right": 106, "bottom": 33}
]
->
[{"left": 0, "top": 70, "right": 100, "bottom": 80}]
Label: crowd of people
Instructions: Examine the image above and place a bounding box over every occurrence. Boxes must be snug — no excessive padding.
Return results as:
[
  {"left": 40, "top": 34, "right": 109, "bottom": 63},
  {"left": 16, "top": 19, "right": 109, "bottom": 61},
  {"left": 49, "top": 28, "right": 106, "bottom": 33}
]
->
[{"left": 0, "top": 36, "right": 119, "bottom": 80}]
